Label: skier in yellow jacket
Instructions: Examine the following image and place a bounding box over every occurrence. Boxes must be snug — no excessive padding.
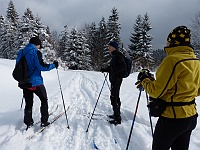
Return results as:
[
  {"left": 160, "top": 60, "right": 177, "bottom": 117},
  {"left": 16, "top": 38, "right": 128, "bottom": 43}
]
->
[{"left": 136, "top": 26, "right": 200, "bottom": 150}]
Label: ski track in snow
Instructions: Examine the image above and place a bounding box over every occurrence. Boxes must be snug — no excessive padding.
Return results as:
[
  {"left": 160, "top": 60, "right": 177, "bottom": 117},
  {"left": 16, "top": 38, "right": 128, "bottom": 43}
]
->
[
  {"left": 1, "top": 61, "right": 200, "bottom": 150},
  {"left": 0, "top": 70, "right": 156, "bottom": 150}
]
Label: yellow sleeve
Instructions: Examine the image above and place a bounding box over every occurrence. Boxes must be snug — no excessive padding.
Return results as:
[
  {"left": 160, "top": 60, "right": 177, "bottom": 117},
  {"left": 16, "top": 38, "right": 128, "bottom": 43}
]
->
[
  {"left": 141, "top": 56, "right": 178, "bottom": 98},
  {"left": 198, "top": 88, "right": 200, "bottom": 96}
]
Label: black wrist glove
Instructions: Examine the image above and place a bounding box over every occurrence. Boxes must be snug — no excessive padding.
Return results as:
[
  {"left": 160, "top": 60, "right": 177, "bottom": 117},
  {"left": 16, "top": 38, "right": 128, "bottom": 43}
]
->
[
  {"left": 53, "top": 60, "right": 59, "bottom": 69},
  {"left": 137, "top": 69, "right": 154, "bottom": 82},
  {"left": 135, "top": 80, "right": 144, "bottom": 90},
  {"left": 100, "top": 67, "right": 106, "bottom": 73}
]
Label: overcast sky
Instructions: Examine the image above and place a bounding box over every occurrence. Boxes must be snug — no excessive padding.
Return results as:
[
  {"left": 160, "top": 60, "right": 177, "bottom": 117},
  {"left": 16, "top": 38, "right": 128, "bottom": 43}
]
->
[{"left": 0, "top": 0, "right": 200, "bottom": 49}]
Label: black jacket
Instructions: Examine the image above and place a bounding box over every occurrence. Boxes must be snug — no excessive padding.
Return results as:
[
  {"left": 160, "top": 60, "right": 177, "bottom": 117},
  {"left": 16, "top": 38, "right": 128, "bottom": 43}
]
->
[{"left": 106, "top": 50, "right": 126, "bottom": 83}]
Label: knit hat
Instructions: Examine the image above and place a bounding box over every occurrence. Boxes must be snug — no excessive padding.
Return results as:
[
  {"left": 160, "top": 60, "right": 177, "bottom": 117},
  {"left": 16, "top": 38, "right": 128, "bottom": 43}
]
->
[
  {"left": 29, "top": 36, "right": 43, "bottom": 48},
  {"left": 167, "top": 26, "right": 191, "bottom": 46},
  {"left": 108, "top": 41, "right": 118, "bottom": 49}
]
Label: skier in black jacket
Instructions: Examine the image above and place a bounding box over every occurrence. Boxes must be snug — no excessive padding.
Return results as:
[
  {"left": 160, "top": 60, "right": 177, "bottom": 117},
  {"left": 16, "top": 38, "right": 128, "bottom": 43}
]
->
[{"left": 101, "top": 41, "right": 126, "bottom": 125}]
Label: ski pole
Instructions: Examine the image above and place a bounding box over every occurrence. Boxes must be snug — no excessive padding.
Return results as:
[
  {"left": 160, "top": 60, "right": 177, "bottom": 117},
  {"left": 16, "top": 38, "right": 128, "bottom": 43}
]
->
[
  {"left": 126, "top": 86, "right": 143, "bottom": 150},
  {"left": 20, "top": 95, "right": 24, "bottom": 110},
  {"left": 145, "top": 91, "right": 154, "bottom": 137},
  {"left": 103, "top": 72, "right": 110, "bottom": 91},
  {"left": 56, "top": 69, "right": 70, "bottom": 129},
  {"left": 86, "top": 73, "right": 108, "bottom": 132}
]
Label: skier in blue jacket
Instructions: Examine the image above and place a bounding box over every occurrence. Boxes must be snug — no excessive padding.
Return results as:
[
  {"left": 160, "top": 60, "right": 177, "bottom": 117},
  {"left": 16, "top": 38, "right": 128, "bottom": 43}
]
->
[{"left": 15, "top": 36, "right": 58, "bottom": 129}]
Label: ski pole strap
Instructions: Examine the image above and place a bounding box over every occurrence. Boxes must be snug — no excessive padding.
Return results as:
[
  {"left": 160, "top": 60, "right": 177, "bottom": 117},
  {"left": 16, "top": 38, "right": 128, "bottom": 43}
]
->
[{"left": 165, "top": 99, "right": 195, "bottom": 106}]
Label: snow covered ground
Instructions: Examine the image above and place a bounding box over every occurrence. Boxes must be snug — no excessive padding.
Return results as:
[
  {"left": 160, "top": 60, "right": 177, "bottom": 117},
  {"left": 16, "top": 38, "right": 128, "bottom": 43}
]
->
[{"left": 0, "top": 58, "right": 200, "bottom": 150}]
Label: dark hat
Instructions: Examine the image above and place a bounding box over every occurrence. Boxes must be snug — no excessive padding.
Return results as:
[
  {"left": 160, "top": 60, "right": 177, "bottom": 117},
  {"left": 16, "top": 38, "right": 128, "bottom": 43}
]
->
[
  {"left": 167, "top": 26, "right": 191, "bottom": 46},
  {"left": 29, "top": 36, "right": 43, "bottom": 48},
  {"left": 108, "top": 41, "right": 118, "bottom": 49}
]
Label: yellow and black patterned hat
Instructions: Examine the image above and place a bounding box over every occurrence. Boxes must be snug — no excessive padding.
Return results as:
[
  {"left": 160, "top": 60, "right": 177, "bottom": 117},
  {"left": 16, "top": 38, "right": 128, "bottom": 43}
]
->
[{"left": 167, "top": 26, "right": 191, "bottom": 46}]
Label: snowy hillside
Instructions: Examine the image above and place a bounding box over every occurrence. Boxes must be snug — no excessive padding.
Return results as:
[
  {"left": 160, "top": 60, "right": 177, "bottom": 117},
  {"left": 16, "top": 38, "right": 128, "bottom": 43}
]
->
[{"left": 0, "top": 59, "right": 200, "bottom": 150}]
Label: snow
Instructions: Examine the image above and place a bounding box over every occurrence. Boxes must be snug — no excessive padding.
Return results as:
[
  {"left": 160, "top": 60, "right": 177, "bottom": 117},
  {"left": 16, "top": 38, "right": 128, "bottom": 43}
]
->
[{"left": 0, "top": 58, "right": 200, "bottom": 150}]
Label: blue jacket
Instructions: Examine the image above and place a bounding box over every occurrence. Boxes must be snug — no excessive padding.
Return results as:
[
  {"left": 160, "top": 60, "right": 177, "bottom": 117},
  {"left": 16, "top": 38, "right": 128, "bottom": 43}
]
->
[{"left": 16, "top": 43, "right": 56, "bottom": 87}]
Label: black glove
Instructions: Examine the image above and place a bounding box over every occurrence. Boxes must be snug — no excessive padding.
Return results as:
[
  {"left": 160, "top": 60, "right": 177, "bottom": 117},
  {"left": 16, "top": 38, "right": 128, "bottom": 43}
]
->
[
  {"left": 137, "top": 69, "right": 154, "bottom": 82},
  {"left": 135, "top": 80, "right": 144, "bottom": 90},
  {"left": 100, "top": 67, "right": 107, "bottom": 73},
  {"left": 53, "top": 60, "right": 59, "bottom": 69}
]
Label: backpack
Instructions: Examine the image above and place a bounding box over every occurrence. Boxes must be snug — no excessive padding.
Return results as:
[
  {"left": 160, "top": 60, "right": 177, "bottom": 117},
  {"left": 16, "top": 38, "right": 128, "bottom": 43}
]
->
[
  {"left": 12, "top": 50, "right": 32, "bottom": 88},
  {"left": 120, "top": 48, "right": 132, "bottom": 78}
]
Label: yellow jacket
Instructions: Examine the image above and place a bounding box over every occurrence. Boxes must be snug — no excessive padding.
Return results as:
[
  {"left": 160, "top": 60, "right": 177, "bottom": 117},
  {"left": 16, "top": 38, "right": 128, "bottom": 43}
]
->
[{"left": 142, "top": 46, "right": 200, "bottom": 118}]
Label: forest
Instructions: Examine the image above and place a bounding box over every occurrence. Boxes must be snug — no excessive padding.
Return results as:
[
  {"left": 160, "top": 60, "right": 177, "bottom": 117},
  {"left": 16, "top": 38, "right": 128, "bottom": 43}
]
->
[{"left": 0, "top": 1, "right": 199, "bottom": 71}]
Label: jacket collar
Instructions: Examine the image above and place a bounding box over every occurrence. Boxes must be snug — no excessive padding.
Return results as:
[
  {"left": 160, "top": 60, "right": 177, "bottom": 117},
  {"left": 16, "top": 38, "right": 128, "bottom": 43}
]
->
[
  {"left": 111, "top": 49, "right": 118, "bottom": 55},
  {"left": 164, "top": 45, "right": 194, "bottom": 55}
]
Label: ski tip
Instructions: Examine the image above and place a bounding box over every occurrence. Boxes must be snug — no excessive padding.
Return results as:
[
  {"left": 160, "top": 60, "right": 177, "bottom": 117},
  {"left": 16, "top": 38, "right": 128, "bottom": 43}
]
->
[
  {"left": 114, "top": 139, "right": 117, "bottom": 144},
  {"left": 93, "top": 141, "right": 98, "bottom": 149}
]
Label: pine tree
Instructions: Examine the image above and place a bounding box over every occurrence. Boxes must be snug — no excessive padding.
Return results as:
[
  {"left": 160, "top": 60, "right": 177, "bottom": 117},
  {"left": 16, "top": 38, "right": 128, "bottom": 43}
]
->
[
  {"left": 141, "top": 13, "right": 154, "bottom": 69},
  {"left": 129, "top": 13, "right": 153, "bottom": 71},
  {"left": 97, "top": 17, "right": 107, "bottom": 70},
  {"left": 58, "top": 25, "right": 69, "bottom": 61},
  {"left": 106, "top": 7, "right": 121, "bottom": 43},
  {"left": 151, "top": 49, "right": 166, "bottom": 71},
  {"left": 66, "top": 26, "right": 92, "bottom": 70},
  {"left": 129, "top": 15, "right": 143, "bottom": 71},
  {"left": 16, "top": 8, "right": 36, "bottom": 50},
  {"left": 77, "top": 29, "right": 92, "bottom": 70},
  {"left": 4, "top": 0, "right": 19, "bottom": 59},
  {"left": 50, "top": 30, "right": 60, "bottom": 58},
  {"left": 0, "top": 1, "right": 58, "bottom": 63},
  {"left": 191, "top": 11, "right": 200, "bottom": 58},
  {"left": 6, "top": 0, "right": 19, "bottom": 27},
  {"left": 35, "top": 15, "right": 57, "bottom": 63},
  {"left": 104, "top": 7, "right": 121, "bottom": 67},
  {"left": 42, "top": 26, "right": 57, "bottom": 63},
  {"left": 192, "top": 33, "right": 200, "bottom": 58},
  {"left": 86, "top": 22, "right": 99, "bottom": 70},
  {"left": 67, "top": 27, "right": 79, "bottom": 69},
  {"left": 0, "top": 15, "right": 7, "bottom": 58}
]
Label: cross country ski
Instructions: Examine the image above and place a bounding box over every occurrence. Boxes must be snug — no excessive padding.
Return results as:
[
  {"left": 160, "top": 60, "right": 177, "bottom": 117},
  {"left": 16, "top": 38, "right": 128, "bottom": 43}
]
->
[{"left": 26, "top": 106, "right": 69, "bottom": 140}]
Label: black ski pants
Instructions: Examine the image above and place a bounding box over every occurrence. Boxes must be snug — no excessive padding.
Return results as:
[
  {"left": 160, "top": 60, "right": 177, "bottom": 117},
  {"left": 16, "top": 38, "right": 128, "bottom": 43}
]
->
[
  {"left": 23, "top": 84, "right": 49, "bottom": 125},
  {"left": 110, "top": 78, "right": 122, "bottom": 119},
  {"left": 152, "top": 114, "right": 197, "bottom": 150}
]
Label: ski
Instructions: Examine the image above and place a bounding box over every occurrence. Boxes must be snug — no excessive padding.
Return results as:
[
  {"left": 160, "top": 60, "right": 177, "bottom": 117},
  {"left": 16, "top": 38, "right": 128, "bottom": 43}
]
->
[
  {"left": 86, "top": 112, "right": 107, "bottom": 120},
  {"left": 25, "top": 105, "right": 59, "bottom": 131},
  {"left": 87, "top": 113, "right": 124, "bottom": 125},
  {"left": 26, "top": 112, "right": 64, "bottom": 140},
  {"left": 86, "top": 112, "right": 112, "bottom": 120},
  {"left": 90, "top": 116, "right": 105, "bottom": 120},
  {"left": 93, "top": 140, "right": 99, "bottom": 149},
  {"left": 26, "top": 106, "right": 69, "bottom": 140},
  {"left": 89, "top": 115, "right": 123, "bottom": 126},
  {"left": 38, "top": 111, "right": 65, "bottom": 133},
  {"left": 93, "top": 139, "right": 120, "bottom": 150},
  {"left": 88, "top": 112, "right": 105, "bottom": 116},
  {"left": 35, "top": 105, "right": 59, "bottom": 125}
]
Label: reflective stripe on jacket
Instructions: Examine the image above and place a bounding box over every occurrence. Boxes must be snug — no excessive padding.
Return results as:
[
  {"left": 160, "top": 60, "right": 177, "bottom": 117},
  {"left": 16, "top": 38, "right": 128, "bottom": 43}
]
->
[{"left": 142, "top": 46, "right": 200, "bottom": 118}]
